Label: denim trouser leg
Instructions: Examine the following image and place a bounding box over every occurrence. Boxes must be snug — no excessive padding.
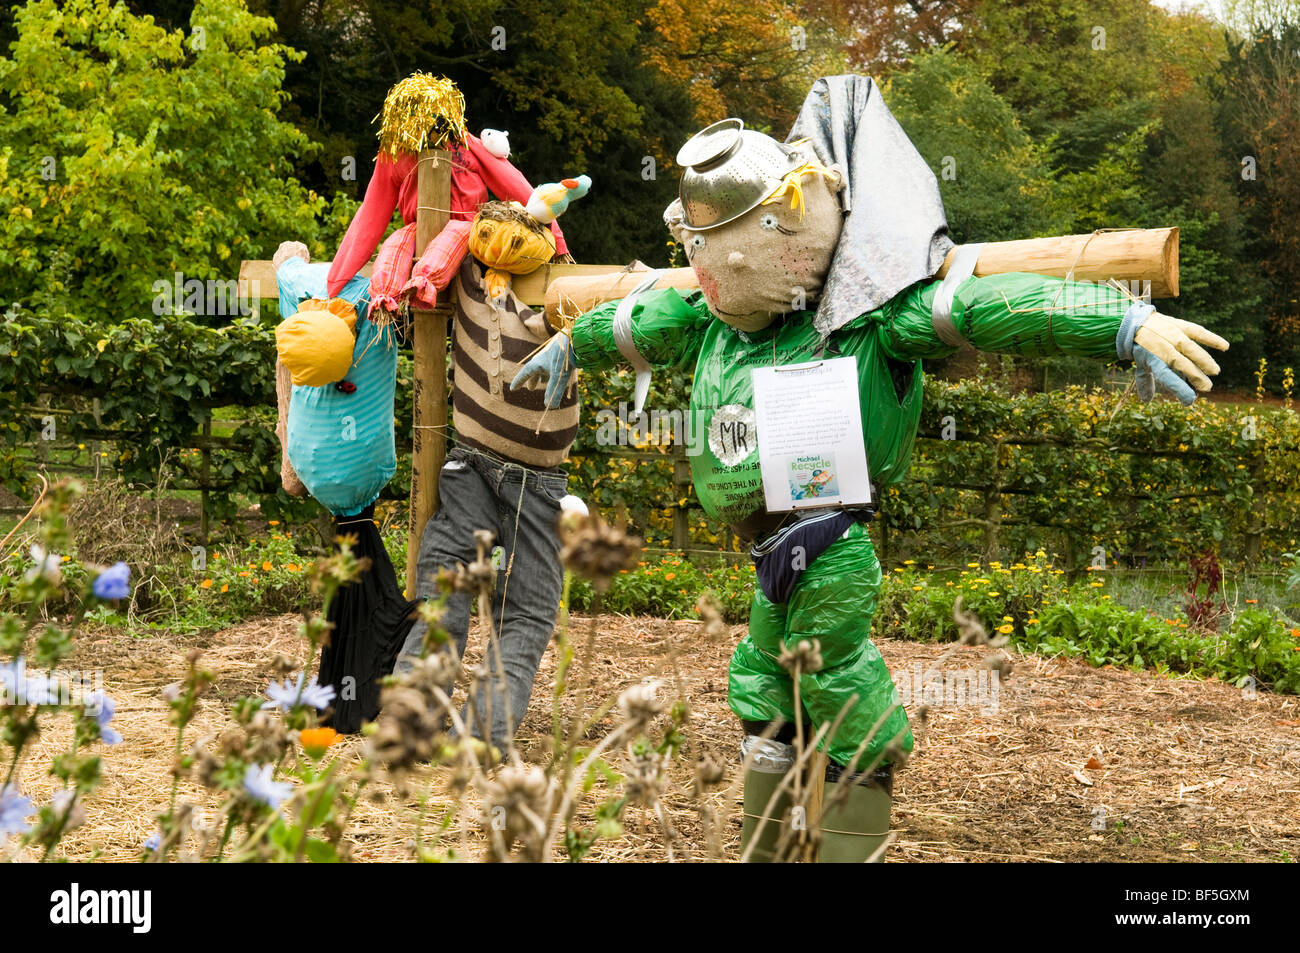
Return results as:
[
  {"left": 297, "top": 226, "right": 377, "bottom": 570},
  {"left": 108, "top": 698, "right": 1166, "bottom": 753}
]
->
[
  {"left": 472, "top": 465, "right": 566, "bottom": 747},
  {"left": 395, "top": 448, "right": 566, "bottom": 751},
  {"left": 395, "top": 455, "right": 494, "bottom": 671}
]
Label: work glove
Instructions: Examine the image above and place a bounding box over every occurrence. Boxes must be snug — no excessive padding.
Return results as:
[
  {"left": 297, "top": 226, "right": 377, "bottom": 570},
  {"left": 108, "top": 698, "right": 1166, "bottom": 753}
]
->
[
  {"left": 510, "top": 331, "right": 577, "bottom": 409},
  {"left": 273, "top": 240, "right": 310, "bottom": 271},
  {"left": 1116, "top": 302, "right": 1229, "bottom": 404}
]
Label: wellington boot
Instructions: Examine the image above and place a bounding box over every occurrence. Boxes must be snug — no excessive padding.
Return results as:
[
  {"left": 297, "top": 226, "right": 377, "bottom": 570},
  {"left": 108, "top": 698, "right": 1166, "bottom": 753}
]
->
[
  {"left": 740, "top": 767, "right": 793, "bottom": 863},
  {"left": 817, "top": 780, "right": 891, "bottom": 863}
]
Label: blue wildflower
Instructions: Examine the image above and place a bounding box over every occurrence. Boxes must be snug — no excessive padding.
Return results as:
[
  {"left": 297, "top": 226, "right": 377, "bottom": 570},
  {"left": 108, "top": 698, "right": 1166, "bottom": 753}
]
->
[
  {"left": 84, "top": 691, "right": 123, "bottom": 745},
  {"left": 243, "top": 764, "right": 293, "bottom": 810},
  {"left": 0, "top": 785, "right": 33, "bottom": 837},
  {"left": 92, "top": 561, "right": 131, "bottom": 600},
  {"left": 0, "top": 659, "right": 55, "bottom": 706},
  {"left": 144, "top": 832, "right": 161, "bottom": 852},
  {"left": 263, "top": 673, "right": 336, "bottom": 712}
]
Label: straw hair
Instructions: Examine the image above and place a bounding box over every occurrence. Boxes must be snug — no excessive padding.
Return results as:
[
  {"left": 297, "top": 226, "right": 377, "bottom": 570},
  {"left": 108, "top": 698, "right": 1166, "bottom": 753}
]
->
[{"left": 376, "top": 73, "right": 467, "bottom": 158}]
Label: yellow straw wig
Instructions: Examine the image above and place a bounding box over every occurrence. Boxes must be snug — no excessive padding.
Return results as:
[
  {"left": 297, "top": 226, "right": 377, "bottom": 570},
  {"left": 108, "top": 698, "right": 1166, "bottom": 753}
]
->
[{"left": 375, "top": 73, "right": 467, "bottom": 157}]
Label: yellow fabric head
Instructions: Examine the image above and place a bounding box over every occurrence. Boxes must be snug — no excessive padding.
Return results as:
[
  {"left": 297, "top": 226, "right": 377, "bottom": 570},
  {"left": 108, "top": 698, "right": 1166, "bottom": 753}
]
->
[
  {"left": 469, "top": 203, "right": 557, "bottom": 277},
  {"left": 275, "top": 298, "right": 358, "bottom": 387}
]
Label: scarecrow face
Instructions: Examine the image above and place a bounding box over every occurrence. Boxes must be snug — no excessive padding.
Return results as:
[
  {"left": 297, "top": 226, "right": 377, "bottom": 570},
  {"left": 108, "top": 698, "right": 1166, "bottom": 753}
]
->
[{"left": 670, "top": 153, "right": 844, "bottom": 331}]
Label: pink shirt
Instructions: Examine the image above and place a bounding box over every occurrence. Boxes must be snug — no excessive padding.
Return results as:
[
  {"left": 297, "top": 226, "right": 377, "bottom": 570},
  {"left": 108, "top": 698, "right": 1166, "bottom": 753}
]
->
[{"left": 326, "top": 132, "right": 568, "bottom": 296}]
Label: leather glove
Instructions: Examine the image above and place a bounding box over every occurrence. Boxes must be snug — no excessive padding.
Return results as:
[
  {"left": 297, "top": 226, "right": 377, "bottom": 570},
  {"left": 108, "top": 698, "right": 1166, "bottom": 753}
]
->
[
  {"left": 510, "top": 332, "right": 577, "bottom": 409},
  {"left": 1116, "top": 302, "right": 1229, "bottom": 404}
]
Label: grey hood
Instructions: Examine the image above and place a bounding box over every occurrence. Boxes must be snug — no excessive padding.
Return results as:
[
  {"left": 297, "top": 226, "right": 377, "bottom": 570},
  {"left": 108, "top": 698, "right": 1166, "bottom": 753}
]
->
[{"left": 787, "top": 75, "right": 954, "bottom": 336}]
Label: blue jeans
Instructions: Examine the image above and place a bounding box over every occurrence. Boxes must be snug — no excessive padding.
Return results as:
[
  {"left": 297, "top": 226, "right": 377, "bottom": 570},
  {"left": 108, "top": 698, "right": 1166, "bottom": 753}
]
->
[{"left": 396, "top": 446, "right": 567, "bottom": 750}]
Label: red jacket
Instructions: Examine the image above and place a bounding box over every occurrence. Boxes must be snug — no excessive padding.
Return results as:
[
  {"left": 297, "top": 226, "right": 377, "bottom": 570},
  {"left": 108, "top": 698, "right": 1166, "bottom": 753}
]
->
[{"left": 326, "top": 132, "right": 568, "bottom": 297}]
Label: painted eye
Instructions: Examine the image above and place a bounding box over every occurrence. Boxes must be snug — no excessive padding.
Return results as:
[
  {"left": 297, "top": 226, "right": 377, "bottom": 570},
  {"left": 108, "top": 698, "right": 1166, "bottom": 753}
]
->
[
  {"left": 759, "top": 213, "right": 779, "bottom": 230},
  {"left": 688, "top": 233, "right": 707, "bottom": 252}
]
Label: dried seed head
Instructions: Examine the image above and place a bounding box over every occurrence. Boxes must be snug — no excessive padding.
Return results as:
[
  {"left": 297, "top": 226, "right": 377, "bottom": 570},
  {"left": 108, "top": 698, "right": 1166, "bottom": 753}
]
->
[
  {"left": 624, "top": 751, "right": 666, "bottom": 807},
  {"left": 694, "top": 753, "right": 726, "bottom": 792},
  {"left": 953, "top": 598, "right": 989, "bottom": 646},
  {"left": 218, "top": 728, "right": 246, "bottom": 757},
  {"left": 557, "top": 513, "right": 642, "bottom": 590},
  {"left": 695, "top": 592, "right": 727, "bottom": 640},
  {"left": 617, "top": 680, "right": 663, "bottom": 729},
  {"left": 366, "top": 686, "right": 441, "bottom": 771},
  {"left": 481, "top": 763, "right": 554, "bottom": 858},
  {"left": 778, "top": 638, "right": 823, "bottom": 674}
]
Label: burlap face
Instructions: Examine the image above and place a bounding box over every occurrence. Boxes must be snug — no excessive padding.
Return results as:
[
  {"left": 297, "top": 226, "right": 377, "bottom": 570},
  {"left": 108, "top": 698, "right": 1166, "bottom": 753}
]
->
[{"left": 669, "top": 153, "right": 845, "bottom": 331}]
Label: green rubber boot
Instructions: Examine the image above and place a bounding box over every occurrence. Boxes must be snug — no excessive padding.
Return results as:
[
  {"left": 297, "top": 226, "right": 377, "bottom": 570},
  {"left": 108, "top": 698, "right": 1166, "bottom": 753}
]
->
[
  {"left": 740, "top": 766, "right": 793, "bottom": 863},
  {"left": 818, "top": 780, "right": 891, "bottom": 863}
]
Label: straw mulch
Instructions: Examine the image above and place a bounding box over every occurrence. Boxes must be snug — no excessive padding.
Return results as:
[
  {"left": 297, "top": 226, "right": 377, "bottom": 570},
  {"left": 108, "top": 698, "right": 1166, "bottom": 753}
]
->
[{"left": 14, "top": 613, "right": 1300, "bottom": 862}]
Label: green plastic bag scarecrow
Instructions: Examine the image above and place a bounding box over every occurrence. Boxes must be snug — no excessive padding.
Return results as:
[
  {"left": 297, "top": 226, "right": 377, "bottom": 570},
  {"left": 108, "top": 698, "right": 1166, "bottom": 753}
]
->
[{"left": 513, "top": 76, "right": 1228, "bottom": 862}]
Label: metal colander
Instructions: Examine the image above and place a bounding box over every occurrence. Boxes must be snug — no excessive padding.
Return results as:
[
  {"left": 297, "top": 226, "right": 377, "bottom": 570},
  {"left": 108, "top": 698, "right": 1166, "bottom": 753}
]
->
[{"left": 676, "top": 119, "right": 800, "bottom": 230}]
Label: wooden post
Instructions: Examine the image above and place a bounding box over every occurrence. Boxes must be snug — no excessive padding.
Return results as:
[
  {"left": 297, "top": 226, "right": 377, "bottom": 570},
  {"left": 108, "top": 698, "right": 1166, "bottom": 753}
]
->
[
  {"left": 200, "top": 412, "right": 211, "bottom": 547},
  {"left": 672, "top": 446, "right": 691, "bottom": 553},
  {"left": 407, "top": 148, "right": 453, "bottom": 596}
]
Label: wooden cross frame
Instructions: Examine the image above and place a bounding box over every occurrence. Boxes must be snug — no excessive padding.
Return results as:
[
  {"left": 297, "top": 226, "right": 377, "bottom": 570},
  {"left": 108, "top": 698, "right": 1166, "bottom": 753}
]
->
[{"left": 240, "top": 150, "right": 1177, "bottom": 596}]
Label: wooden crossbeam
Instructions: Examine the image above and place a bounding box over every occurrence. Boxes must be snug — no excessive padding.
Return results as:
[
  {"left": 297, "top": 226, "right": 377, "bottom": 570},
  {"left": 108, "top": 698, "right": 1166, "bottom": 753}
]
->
[{"left": 237, "top": 258, "right": 633, "bottom": 305}]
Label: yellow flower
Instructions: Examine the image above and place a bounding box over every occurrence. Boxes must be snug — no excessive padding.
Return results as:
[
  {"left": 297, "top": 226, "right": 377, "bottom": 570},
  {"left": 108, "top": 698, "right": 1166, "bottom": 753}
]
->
[
  {"left": 1002, "top": 615, "right": 1014, "bottom": 622},
  {"left": 966, "top": 562, "right": 980, "bottom": 569},
  {"left": 996, "top": 624, "right": 1014, "bottom": 634},
  {"left": 988, "top": 591, "right": 1000, "bottom": 597},
  {"left": 1089, "top": 581, "right": 1104, "bottom": 588},
  {"left": 903, "top": 559, "right": 916, "bottom": 565},
  {"left": 220, "top": 584, "right": 229, "bottom": 593},
  {"left": 287, "top": 563, "right": 300, "bottom": 573},
  {"left": 1026, "top": 618, "right": 1040, "bottom": 626},
  {"left": 912, "top": 585, "right": 923, "bottom": 591},
  {"left": 262, "top": 561, "right": 273, "bottom": 572}
]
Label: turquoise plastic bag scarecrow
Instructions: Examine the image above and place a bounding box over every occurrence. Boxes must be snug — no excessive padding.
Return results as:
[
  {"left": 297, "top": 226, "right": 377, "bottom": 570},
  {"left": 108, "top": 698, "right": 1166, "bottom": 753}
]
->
[{"left": 276, "top": 258, "right": 398, "bottom": 518}]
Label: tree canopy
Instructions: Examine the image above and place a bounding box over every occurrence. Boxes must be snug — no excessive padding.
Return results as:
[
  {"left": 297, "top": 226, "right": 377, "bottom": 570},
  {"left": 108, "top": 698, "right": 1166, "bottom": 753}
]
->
[{"left": 1, "top": 0, "right": 1296, "bottom": 385}]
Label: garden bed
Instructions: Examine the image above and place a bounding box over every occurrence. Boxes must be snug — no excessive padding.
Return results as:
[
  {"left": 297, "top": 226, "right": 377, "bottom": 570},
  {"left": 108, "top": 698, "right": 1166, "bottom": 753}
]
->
[{"left": 13, "top": 612, "right": 1299, "bottom": 863}]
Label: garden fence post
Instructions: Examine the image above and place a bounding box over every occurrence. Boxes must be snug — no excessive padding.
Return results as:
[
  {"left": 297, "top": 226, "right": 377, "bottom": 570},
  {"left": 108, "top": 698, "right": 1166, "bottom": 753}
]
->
[
  {"left": 1245, "top": 449, "right": 1265, "bottom": 562},
  {"left": 200, "top": 411, "right": 210, "bottom": 548},
  {"left": 672, "top": 445, "right": 690, "bottom": 552},
  {"left": 983, "top": 438, "right": 1003, "bottom": 561},
  {"left": 406, "top": 147, "right": 452, "bottom": 596}
]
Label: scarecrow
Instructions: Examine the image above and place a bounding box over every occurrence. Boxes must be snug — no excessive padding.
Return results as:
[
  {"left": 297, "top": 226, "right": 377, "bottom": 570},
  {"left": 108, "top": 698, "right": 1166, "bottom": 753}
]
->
[
  {"left": 273, "top": 73, "right": 587, "bottom": 736},
  {"left": 513, "top": 76, "right": 1228, "bottom": 862}
]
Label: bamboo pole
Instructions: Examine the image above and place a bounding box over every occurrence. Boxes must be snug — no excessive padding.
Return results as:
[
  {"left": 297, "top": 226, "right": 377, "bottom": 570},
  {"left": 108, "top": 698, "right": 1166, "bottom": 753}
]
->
[
  {"left": 407, "top": 148, "right": 452, "bottom": 597},
  {"left": 542, "top": 227, "right": 1180, "bottom": 324}
]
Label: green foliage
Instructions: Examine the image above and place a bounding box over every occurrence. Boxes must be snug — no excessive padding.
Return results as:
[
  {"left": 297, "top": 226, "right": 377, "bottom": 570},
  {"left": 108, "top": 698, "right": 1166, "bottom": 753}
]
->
[
  {"left": 0, "top": 0, "right": 329, "bottom": 325},
  {"left": 0, "top": 301, "right": 282, "bottom": 512},
  {"left": 873, "top": 557, "right": 1300, "bottom": 692},
  {"left": 568, "top": 552, "right": 754, "bottom": 622},
  {"left": 884, "top": 378, "right": 1300, "bottom": 566},
  {"left": 884, "top": 48, "right": 1064, "bottom": 243}
]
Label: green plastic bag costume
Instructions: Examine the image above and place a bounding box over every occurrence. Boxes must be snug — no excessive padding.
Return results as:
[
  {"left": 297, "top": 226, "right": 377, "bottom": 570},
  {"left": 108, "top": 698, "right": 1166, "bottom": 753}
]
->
[{"left": 570, "top": 271, "right": 1130, "bottom": 767}]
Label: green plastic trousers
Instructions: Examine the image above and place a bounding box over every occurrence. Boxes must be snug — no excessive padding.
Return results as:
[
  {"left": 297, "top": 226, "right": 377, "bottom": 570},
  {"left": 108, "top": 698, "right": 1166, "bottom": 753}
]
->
[{"left": 728, "top": 523, "right": 913, "bottom": 768}]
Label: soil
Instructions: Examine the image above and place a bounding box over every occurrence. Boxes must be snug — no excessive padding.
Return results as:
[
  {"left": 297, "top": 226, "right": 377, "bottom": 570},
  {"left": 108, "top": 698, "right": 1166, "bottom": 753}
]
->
[{"left": 13, "top": 613, "right": 1299, "bottom": 862}]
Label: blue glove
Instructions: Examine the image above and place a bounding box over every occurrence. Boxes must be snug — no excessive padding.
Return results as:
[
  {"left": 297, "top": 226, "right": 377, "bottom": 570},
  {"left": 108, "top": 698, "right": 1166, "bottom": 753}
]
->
[{"left": 510, "top": 332, "right": 577, "bottom": 409}]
